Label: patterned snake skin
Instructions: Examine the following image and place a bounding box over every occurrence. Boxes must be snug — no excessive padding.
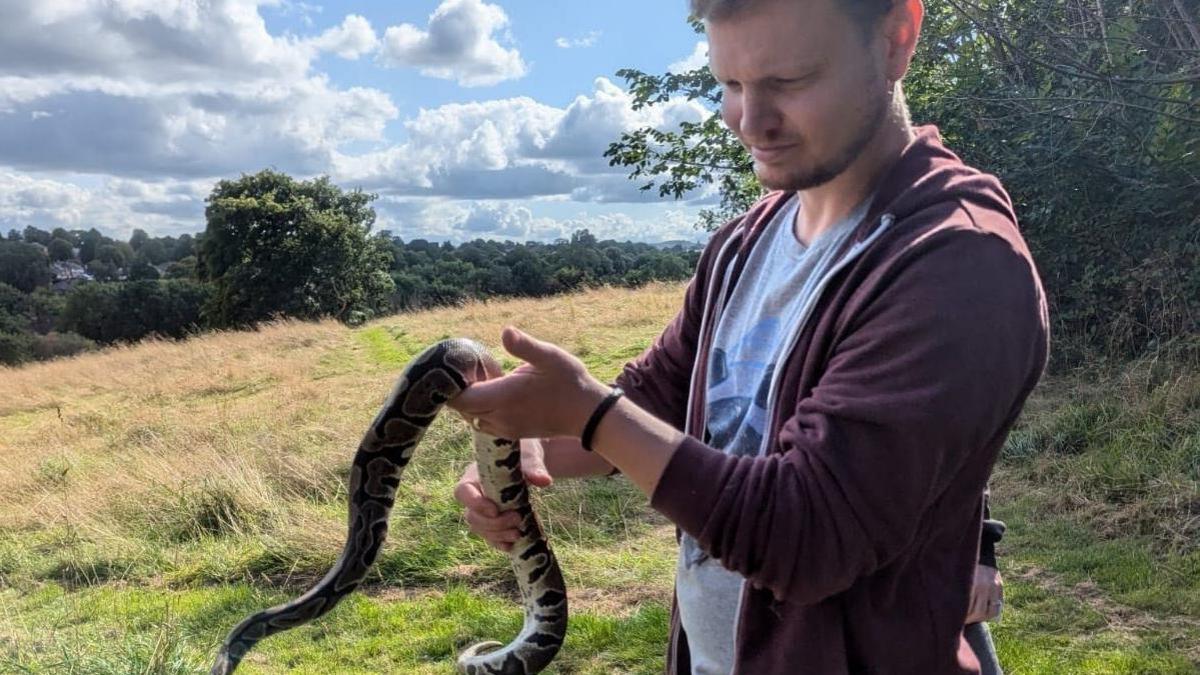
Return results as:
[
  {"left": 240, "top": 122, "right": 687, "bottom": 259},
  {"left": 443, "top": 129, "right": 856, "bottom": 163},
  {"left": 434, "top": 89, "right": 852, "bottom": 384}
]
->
[{"left": 210, "top": 338, "right": 568, "bottom": 674}]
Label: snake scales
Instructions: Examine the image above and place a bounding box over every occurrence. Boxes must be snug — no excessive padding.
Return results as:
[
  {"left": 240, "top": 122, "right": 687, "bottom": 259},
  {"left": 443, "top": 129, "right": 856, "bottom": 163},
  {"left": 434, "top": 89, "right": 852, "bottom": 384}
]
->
[{"left": 211, "top": 338, "right": 568, "bottom": 674}]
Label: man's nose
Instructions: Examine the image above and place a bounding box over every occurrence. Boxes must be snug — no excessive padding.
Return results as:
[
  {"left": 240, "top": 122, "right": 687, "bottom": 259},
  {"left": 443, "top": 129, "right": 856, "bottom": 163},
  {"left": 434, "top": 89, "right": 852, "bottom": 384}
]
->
[{"left": 739, "top": 89, "right": 781, "bottom": 143}]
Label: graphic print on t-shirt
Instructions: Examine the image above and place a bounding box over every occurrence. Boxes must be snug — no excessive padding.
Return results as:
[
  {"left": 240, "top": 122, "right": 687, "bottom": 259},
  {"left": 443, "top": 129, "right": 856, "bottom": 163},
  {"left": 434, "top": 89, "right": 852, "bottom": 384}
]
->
[
  {"left": 683, "top": 316, "right": 782, "bottom": 567},
  {"left": 704, "top": 317, "right": 779, "bottom": 457}
]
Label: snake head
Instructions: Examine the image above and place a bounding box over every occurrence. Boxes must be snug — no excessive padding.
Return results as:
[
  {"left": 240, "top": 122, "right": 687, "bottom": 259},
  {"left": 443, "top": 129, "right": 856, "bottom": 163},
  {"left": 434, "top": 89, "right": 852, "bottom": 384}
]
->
[{"left": 440, "top": 338, "right": 503, "bottom": 385}]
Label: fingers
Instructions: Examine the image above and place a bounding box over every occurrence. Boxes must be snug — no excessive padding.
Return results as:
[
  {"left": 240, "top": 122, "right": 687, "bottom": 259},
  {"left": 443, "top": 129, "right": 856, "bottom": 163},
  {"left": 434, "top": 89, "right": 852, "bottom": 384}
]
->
[
  {"left": 454, "top": 463, "right": 523, "bottom": 552},
  {"left": 501, "top": 326, "right": 559, "bottom": 366},
  {"left": 453, "top": 465, "right": 493, "bottom": 515},
  {"left": 965, "top": 575, "right": 987, "bottom": 624},
  {"left": 965, "top": 591, "right": 984, "bottom": 624},
  {"left": 984, "top": 579, "right": 1004, "bottom": 621},
  {"left": 447, "top": 380, "right": 493, "bottom": 416},
  {"left": 520, "top": 438, "right": 553, "bottom": 488},
  {"left": 464, "top": 509, "right": 522, "bottom": 552},
  {"left": 964, "top": 569, "right": 1004, "bottom": 624}
]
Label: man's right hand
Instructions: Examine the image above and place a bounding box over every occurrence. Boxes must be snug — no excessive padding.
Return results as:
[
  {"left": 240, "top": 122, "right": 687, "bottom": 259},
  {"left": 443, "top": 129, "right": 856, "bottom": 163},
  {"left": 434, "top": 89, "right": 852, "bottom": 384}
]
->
[{"left": 454, "top": 438, "right": 553, "bottom": 552}]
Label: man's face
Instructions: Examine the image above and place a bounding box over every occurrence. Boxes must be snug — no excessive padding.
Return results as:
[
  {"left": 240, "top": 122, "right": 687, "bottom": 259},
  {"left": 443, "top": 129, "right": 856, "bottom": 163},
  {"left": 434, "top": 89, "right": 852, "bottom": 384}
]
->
[{"left": 708, "top": 0, "right": 892, "bottom": 191}]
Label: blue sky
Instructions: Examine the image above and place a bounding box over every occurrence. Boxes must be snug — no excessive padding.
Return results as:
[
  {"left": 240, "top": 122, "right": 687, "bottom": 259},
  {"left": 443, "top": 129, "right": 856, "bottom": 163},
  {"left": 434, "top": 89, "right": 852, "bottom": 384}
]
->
[{"left": 0, "top": 0, "right": 714, "bottom": 243}]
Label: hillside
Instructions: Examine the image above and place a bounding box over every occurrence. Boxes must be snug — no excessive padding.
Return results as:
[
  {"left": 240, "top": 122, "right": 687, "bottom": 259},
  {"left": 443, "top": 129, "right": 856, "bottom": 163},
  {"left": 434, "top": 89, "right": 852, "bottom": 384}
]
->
[{"left": 1, "top": 284, "right": 1197, "bottom": 673}]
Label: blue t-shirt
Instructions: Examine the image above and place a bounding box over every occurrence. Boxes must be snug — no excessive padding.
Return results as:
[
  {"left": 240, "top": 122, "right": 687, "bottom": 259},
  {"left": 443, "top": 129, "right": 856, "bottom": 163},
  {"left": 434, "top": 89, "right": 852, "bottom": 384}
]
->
[{"left": 675, "top": 192, "right": 873, "bottom": 675}]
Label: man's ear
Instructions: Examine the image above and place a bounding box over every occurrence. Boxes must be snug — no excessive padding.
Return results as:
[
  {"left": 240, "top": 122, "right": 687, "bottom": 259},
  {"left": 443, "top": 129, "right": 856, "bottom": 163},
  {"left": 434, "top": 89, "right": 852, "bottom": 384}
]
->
[{"left": 883, "top": 0, "right": 924, "bottom": 84}]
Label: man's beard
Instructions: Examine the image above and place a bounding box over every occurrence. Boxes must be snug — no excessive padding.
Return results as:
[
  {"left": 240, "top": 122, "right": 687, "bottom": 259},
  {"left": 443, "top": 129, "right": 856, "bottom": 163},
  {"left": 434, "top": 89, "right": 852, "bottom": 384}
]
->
[{"left": 757, "top": 85, "right": 890, "bottom": 192}]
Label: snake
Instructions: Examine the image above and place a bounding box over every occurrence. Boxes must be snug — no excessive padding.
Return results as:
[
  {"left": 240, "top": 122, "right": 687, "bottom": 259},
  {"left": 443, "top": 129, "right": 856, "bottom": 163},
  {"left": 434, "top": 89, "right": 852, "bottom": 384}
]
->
[{"left": 210, "top": 338, "right": 568, "bottom": 674}]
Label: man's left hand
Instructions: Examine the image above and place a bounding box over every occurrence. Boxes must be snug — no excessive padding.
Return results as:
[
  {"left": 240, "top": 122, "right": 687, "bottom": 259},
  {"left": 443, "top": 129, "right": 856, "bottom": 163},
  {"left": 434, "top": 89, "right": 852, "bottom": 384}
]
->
[
  {"left": 965, "top": 564, "right": 1003, "bottom": 624},
  {"left": 448, "top": 326, "right": 609, "bottom": 442}
]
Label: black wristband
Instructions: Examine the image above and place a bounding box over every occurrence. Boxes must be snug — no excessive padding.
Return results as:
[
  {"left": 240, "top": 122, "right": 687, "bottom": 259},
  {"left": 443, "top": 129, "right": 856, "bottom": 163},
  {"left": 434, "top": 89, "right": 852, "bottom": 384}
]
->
[{"left": 581, "top": 386, "right": 624, "bottom": 452}]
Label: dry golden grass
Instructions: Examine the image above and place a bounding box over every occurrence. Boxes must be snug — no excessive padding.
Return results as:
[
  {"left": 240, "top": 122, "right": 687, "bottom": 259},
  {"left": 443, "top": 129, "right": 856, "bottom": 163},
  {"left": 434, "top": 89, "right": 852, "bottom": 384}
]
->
[
  {"left": 0, "top": 283, "right": 687, "bottom": 594},
  {"left": 369, "top": 282, "right": 687, "bottom": 382}
]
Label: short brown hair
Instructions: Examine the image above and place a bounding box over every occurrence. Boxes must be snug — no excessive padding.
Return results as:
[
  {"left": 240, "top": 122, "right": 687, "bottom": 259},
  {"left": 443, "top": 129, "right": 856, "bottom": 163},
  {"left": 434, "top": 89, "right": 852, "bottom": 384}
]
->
[{"left": 690, "top": 0, "right": 895, "bottom": 34}]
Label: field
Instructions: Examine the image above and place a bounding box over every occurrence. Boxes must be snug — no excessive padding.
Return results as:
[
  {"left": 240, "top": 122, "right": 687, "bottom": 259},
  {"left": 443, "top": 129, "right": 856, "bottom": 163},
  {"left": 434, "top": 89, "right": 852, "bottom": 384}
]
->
[{"left": 1, "top": 283, "right": 1197, "bottom": 673}]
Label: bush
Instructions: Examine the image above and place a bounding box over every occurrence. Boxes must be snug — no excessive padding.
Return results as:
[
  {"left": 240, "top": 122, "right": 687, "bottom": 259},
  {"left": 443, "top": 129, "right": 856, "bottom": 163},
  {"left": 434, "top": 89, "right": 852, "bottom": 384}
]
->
[
  {"left": 60, "top": 280, "right": 211, "bottom": 344},
  {"left": 31, "top": 332, "right": 95, "bottom": 360},
  {"left": 0, "top": 331, "right": 35, "bottom": 366}
]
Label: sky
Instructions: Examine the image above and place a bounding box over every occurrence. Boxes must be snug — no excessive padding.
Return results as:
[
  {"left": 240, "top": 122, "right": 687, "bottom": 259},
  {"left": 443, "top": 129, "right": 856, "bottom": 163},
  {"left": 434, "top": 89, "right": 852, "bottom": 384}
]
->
[{"left": 0, "top": 0, "right": 715, "bottom": 244}]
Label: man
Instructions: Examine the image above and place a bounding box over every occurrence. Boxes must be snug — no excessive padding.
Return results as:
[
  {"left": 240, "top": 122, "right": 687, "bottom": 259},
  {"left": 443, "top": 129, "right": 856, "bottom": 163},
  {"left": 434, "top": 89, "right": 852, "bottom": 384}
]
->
[{"left": 450, "top": 0, "right": 1048, "bottom": 672}]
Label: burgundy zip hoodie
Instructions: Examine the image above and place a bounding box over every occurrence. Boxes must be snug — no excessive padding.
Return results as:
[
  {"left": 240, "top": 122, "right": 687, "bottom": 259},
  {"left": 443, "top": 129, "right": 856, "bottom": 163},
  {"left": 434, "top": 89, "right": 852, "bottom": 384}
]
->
[{"left": 614, "top": 126, "right": 1049, "bottom": 674}]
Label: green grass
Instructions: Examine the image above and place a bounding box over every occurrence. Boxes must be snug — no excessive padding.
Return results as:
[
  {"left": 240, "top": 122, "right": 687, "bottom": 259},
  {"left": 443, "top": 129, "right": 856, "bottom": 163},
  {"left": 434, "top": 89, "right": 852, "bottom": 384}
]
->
[
  {"left": 0, "top": 584, "right": 670, "bottom": 674},
  {"left": 2, "top": 288, "right": 1198, "bottom": 672},
  {"left": 989, "top": 347, "right": 1200, "bottom": 671},
  {"left": 353, "top": 326, "right": 429, "bottom": 370}
]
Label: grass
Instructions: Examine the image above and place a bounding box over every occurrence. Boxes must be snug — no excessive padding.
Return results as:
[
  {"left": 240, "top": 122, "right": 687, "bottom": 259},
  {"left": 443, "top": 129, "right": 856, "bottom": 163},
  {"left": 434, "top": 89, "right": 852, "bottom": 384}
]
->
[{"left": 1, "top": 282, "right": 1197, "bottom": 672}]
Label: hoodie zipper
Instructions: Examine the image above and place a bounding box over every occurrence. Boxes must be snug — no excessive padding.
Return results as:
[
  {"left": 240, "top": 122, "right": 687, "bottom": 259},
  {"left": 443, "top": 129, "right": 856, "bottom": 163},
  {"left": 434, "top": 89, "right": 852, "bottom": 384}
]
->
[
  {"left": 723, "top": 212, "right": 895, "bottom": 675},
  {"left": 683, "top": 220, "right": 749, "bottom": 438},
  {"left": 758, "top": 212, "right": 896, "bottom": 446}
]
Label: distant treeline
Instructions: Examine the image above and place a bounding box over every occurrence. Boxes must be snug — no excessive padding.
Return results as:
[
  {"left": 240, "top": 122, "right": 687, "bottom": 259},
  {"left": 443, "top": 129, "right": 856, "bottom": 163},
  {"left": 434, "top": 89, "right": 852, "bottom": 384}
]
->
[{"left": 0, "top": 173, "right": 699, "bottom": 366}]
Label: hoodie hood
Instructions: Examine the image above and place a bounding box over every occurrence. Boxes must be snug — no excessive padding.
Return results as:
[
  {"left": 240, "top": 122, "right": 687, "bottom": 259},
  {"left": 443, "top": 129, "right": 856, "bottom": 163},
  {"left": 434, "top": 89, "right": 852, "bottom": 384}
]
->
[{"left": 730, "top": 125, "right": 1020, "bottom": 259}]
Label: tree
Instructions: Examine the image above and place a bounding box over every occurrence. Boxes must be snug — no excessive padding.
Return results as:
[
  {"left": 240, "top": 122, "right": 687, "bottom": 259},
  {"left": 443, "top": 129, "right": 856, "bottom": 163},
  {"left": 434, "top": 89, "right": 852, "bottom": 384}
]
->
[
  {"left": 164, "top": 256, "right": 197, "bottom": 279},
  {"left": 172, "top": 234, "right": 196, "bottom": 261},
  {"left": 78, "top": 229, "right": 106, "bottom": 264},
  {"left": 60, "top": 280, "right": 210, "bottom": 343},
  {"left": 27, "top": 289, "right": 64, "bottom": 334},
  {"left": 94, "top": 243, "right": 128, "bottom": 268},
  {"left": 0, "top": 331, "right": 35, "bottom": 366},
  {"left": 51, "top": 228, "right": 77, "bottom": 246},
  {"left": 605, "top": 20, "right": 759, "bottom": 232},
  {"left": 197, "top": 169, "right": 395, "bottom": 326},
  {"left": 606, "top": 3, "right": 1199, "bottom": 365},
  {"left": 129, "top": 228, "right": 150, "bottom": 251},
  {"left": 138, "top": 238, "right": 168, "bottom": 265},
  {"left": 0, "top": 282, "right": 30, "bottom": 320},
  {"left": 0, "top": 241, "right": 52, "bottom": 292},
  {"left": 86, "top": 259, "right": 121, "bottom": 282},
  {"left": 22, "top": 226, "right": 52, "bottom": 246},
  {"left": 907, "top": 0, "right": 1199, "bottom": 363},
  {"left": 48, "top": 238, "right": 74, "bottom": 262},
  {"left": 128, "top": 259, "right": 162, "bottom": 281}
]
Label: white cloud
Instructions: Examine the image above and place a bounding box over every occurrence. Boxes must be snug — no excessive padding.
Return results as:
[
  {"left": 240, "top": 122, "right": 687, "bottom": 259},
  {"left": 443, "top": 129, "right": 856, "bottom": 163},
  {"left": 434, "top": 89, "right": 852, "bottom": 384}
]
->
[
  {"left": 0, "top": 172, "right": 212, "bottom": 238},
  {"left": 0, "top": 2, "right": 399, "bottom": 177},
  {"left": 668, "top": 41, "right": 709, "bottom": 74},
  {"left": 334, "top": 78, "right": 709, "bottom": 203},
  {"left": 555, "top": 31, "right": 600, "bottom": 49},
  {"left": 375, "top": 197, "right": 707, "bottom": 244},
  {"left": 309, "top": 14, "right": 378, "bottom": 60},
  {"left": 378, "top": 0, "right": 527, "bottom": 87},
  {"left": 0, "top": 79, "right": 397, "bottom": 177},
  {"left": 0, "top": 0, "right": 312, "bottom": 84}
]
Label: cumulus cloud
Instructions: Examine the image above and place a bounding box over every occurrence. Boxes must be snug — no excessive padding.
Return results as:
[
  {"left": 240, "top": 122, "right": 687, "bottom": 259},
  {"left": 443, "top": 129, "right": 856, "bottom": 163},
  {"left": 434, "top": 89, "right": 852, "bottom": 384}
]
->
[
  {"left": 309, "top": 14, "right": 379, "bottom": 60},
  {"left": 668, "top": 41, "right": 709, "bottom": 74},
  {"left": 555, "top": 31, "right": 600, "bottom": 49},
  {"left": 334, "top": 78, "right": 709, "bottom": 202},
  {"left": 0, "top": 1, "right": 312, "bottom": 83},
  {"left": 0, "top": 1, "right": 399, "bottom": 177},
  {"left": 0, "top": 81, "right": 397, "bottom": 178},
  {"left": 375, "top": 197, "right": 706, "bottom": 244},
  {"left": 378, "top": 0, "right": 527, "bottom": 87},
  {"left": 0, "top": 172, "right": 212, "bottom": 238}
]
